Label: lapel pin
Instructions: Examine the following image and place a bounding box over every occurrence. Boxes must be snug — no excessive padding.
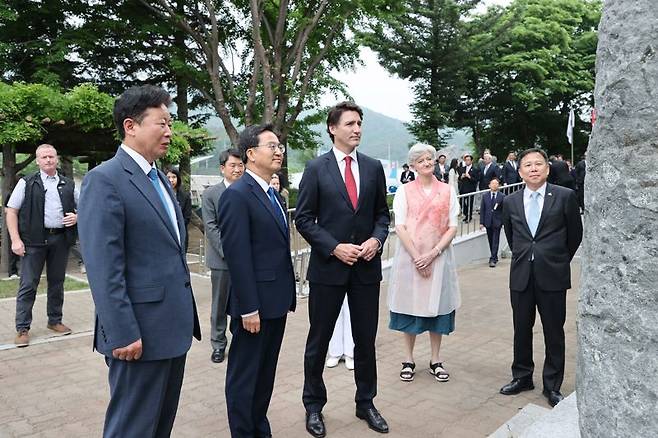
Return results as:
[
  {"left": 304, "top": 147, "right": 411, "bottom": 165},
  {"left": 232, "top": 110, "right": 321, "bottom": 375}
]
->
[{"left": 548, "top": 192, "right": 553, "bottom": 196}]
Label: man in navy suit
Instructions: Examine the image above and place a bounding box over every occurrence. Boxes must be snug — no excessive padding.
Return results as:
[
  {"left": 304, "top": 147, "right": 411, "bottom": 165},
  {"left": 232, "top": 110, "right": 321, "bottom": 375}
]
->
[
  {"left": 78, "top": 85, "right": 201, "bottom": 437},
  {"left": 479, "top": 152, "right": 501, "bottom": 191},
  {"left": 458, "top": 154, "right": 480, "bottom": 223},
  {"left": 479, "top": 177, "right": 505, "bottom": 267},
  {"left": 218, "top": 124, "right": 296, "bottom": 438},
  {"left": 502, "top": 151, "right": 522, "bottom": 190},
  {"left": 296, "top": 102, "right": 391, "bottom": 437},
  {"left": 499, "top": 148, "right": 582, "bottom": 408}
]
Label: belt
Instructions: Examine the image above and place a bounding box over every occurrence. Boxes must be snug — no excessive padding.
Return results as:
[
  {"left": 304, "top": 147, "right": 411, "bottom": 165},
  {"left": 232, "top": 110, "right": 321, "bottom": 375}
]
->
[{"left": 45, "top": 227, "right": 66, "bottom": 235}]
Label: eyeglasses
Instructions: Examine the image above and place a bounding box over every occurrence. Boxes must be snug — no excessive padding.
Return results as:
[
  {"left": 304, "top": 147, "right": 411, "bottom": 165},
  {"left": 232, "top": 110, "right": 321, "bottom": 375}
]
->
[{"left": 256, "top": 143, "right": 285, "bottom": 153}]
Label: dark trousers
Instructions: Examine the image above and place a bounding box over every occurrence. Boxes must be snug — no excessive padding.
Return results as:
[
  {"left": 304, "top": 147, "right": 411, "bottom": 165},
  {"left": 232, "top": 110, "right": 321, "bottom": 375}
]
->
[
  {"left": 15, "top": 232, "right": 70, "bottom": 330},
  {"left": 210, "top": 269, "right": 230, "bottom": 351},
  {"left": 104, "top": 354, "right": 187, "bottom": 438},
  {"left": 303, "top": 279, "right": 380, "bottom": 413},
  {"left": 510, "top": 270, "right": 566, "bottom": 391},
  {"left": 461, "top": 191, "right": 475, "bottom": 221},
  {"left": 226, "top": 315, "right": 287, "bottom": 438},
  {"left": 486, "top": 226, "right": 502, "bottom": 262}
]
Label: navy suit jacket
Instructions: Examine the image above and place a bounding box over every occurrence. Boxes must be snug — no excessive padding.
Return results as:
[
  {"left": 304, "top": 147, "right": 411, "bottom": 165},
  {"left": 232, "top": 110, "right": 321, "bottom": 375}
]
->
[
  {"left": 502, "top": 161, "right": 521, "bottom": 185},
  {"left": 295, "top": 150, "right": 390, "bottom": 286},
  {"left": 479, "top": 163, "right": 502, "bottom": 190},
  {"left": 480, "top": 191, "right": 505, "bottom": 228},
  {"left": 78, "top": 147, "right": 201, "bottom": 361},
  {"left": 502, "top": 183, "right": 583, "bottom": 292},
  {"left": 217, "top": 172, "right": 296, "bottom": 319}
]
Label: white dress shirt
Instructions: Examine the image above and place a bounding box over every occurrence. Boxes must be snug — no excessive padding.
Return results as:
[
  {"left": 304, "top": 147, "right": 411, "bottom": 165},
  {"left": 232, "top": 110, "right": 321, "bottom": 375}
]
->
[
  {"left": 120, "top": 144, "right": 180, "bottom": 243},
  {"left": 332, "top": 147, "right": 360, "bottom": 197},
  {"left": 245, "top": 169, "right": 287, "bottom": 225}
]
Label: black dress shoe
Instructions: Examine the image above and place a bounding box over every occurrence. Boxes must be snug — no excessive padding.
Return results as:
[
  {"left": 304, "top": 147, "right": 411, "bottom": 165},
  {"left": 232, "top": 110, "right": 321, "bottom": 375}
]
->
[
  {"left": 543, "top": 389, "right": 564, "bottom": 407},
  {"left": 356, "top": 407, "right": 389, "bottom": 434},
  {"left": 211, "top": 349, "right": 225, "bottom": 363},
  {"left": 500, "top": 378, "right": 534, "bottom": 395},
  {"left": 305, "top": 412, "right": 326, "bottom": 438}
]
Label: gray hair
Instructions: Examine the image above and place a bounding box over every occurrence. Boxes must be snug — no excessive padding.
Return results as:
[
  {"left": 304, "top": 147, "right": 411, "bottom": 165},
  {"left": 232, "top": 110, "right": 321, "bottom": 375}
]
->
[{"left": 408, "top": 143, "right": 436, "bottom": 165}]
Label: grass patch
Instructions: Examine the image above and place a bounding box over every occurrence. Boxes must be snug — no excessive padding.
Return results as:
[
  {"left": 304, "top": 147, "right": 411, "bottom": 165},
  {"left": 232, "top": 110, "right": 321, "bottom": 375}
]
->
[{"left": 0, "top": 277, "right": 89, "bottom": 299}]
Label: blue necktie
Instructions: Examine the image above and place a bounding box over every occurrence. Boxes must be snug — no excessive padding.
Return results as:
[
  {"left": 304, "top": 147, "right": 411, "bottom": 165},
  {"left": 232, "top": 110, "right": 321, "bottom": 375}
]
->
[
  {"left": 527, "top": 191, "right": 540, "bottom": 236},
  {"left": 148, "top": 168, "right": 177, "bottom": 229},
  {"left": 267, "top": 187, "right": 287, "bottom": 231}
]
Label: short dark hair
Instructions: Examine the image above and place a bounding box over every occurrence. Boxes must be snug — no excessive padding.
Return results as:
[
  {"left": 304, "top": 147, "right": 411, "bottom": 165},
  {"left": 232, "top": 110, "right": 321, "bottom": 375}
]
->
[
  {"left": 489, "top": 176, "right": 501, "bottom": 184},
  {"left": 238, "top": 123, "right": 276, "bottom": 162},
  {"left": 518, "top": 147, "right": 549, "bottom": 166},
  {"left": 463, "top": 154, "right": 473, "bottom": 160},
  {"left": 326, "top": 101, "right": 363, "bottom": 143},
  {"left": 219, "top": 148, "right": 242, "bottom": 166},
  {"left": 402, "top": 163, "right": 409, "bottom": 169},
  {"left": 113, "top": 85, "right": 171, "bottom": 139},
  {"left": 164, "top": 167, "right": 181, "bottom": 189},
  {"left": 437, "top": 154, "right": 446, "bottom": 159}
]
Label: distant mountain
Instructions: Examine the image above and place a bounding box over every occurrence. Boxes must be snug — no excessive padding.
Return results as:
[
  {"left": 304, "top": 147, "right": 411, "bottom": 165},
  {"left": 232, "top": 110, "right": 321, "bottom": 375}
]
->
[{"left": 192, "top": 107, "right": 472, "bottom": 173}]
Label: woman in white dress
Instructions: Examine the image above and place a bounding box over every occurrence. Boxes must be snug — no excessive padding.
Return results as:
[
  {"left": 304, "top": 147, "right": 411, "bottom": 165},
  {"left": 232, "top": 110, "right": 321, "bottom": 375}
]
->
[{"left": 388, "top": 143, "right": 461, "bottom": 383}]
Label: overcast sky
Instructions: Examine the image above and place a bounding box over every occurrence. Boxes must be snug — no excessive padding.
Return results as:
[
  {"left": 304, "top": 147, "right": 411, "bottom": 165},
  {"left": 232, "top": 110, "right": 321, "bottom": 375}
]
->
[{"left": 325, "top": 0, "right": 512, "bottom": 122}]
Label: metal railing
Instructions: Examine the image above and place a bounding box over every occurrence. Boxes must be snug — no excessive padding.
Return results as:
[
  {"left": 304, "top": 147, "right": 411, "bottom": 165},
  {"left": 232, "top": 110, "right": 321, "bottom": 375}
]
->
[{"left": 192, "top": 181, "right": 525, "bottom": 298}]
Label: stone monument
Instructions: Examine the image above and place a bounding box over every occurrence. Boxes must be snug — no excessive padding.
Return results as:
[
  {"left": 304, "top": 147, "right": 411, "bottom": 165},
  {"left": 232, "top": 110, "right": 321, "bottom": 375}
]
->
[{"left": 578, "top": 1, "right": 658, "bottom": 437}]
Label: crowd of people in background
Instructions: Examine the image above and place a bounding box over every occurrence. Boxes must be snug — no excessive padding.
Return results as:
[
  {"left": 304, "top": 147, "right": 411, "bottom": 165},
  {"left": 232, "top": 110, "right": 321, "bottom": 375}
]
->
[{"left": 2, "top": 84, "right": 587, "bottom": 437}]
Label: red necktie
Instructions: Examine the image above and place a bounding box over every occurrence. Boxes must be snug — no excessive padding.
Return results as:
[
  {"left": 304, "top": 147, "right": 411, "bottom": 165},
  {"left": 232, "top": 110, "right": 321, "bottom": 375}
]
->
[{"left": 344, "top": 156, "right": 358, "bottom": 209}]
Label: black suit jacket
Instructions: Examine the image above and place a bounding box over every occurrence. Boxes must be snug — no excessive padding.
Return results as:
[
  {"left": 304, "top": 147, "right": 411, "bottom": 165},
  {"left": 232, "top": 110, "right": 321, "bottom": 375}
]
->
[
  {"left": 457, "top": 165, "right": 480, "bottom": 193},
  {"left": 295, "top": 150, "right": 390, "bottom": 286},
  {"left": 548, "top": 160, "right": 576, "bottom": 190},
  {"left": 502, "top": 183, "right": 583, "bottom": 292},
  {"left": 502, "top": 161, "right": 521, "bottom": 185},
  {"left": 479, "top": 163, "right": 502, "bottom": 190}
]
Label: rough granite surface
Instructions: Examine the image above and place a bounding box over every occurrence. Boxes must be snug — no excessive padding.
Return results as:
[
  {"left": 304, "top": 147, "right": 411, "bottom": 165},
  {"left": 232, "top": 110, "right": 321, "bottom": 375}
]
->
[{"left": 577, "top": 1, "right": 658, "bottom": 437}]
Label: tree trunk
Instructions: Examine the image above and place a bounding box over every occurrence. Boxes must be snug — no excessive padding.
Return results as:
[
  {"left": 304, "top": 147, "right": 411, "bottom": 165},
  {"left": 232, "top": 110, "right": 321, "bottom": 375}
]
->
[{"left": 1, "top": 144, "right": 17, "bottom": 276}]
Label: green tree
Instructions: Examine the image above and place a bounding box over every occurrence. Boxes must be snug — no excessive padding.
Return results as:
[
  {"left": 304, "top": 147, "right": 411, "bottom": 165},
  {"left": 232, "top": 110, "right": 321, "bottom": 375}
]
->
[
  {"left": 360, "top": 0, "right": 481, "bottom": 147},
  {"left": 136, "top": 0, "right": 400, "bottom": 181},
  {"left": 457, "top": 0, "right": 601, "bottom": 158}
]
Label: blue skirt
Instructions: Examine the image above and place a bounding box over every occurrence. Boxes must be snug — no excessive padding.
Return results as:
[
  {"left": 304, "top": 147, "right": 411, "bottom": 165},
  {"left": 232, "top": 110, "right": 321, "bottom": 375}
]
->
[{"left": 389, "top": 311, "right": 455, "bottom": 335}]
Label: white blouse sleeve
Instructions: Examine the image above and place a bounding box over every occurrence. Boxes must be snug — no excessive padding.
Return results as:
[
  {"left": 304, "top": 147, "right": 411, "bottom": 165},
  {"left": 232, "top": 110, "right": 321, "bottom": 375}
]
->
[
  {"left": 393, "top": 185, "right": 407, "bottom": 225},
  {"left": 448, "top": 186, "right": 459, "bottom": 227}
]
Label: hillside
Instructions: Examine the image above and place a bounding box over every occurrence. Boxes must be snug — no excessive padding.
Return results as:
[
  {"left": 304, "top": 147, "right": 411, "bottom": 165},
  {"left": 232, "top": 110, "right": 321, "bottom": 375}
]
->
[{"left": 192, "top": 108, "right": 472, "bottom": 173}]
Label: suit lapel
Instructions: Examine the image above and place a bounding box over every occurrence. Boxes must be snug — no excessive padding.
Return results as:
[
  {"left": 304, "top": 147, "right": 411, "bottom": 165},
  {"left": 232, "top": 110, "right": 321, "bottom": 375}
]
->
[
  {"left": 513, "top": 190, "right": 532, "bottom": 237},
  {"left": 161, "top": 170, "right": 185, "bottom": 246},
  {"left": 324, "top": 152, "right": 354, "bottom": 211},
  {"left": 356, "top": 152, "right": 368, "bottom": 213},
  {"left": 119, "top": 149, "right": 181, "bottom": 247},
  {"left": 245, "top": 173, "right": 288, "bottom": 240},
  {"left": 536, "top": 184, "right": 556, "bottom": 236}
]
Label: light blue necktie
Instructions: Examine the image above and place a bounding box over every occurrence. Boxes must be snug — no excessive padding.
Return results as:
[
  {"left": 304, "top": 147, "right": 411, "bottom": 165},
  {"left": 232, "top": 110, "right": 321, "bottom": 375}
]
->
[
  {"left": 527, "top": 191, "right": 541, "bottom": 236},
  {"left": 148, "top": 168, "right": 177, "bottom": 229},
  {"left": 267, "top": 187, "right": 287, "bottom": 231}
]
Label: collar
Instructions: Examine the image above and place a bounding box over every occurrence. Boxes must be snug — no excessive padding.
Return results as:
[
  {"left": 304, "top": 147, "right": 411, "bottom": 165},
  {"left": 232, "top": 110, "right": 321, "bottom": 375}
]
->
[
  {"left": 246, "top": 169, "right": 270, "bottom": 194},
  {"left": 332, "top": 146, "right": 358, "bottom": 164},
  {"left": 39, "top": 170, "right": 58, "bottom": 182},
  {"left": 121, "top": 144, "right": 157, "bottom": 175},
  {"left": 223, "top": 179, "right": 233, "bottom": 188},
  {"left": 524, "top": 182, "right": 547, "bottom": 199}
]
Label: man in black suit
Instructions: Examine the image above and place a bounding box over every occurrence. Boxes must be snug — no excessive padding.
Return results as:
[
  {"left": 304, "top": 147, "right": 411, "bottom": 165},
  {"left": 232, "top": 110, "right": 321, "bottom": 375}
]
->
[
  {"left": 479, "top": 152, "right": 501, "bottom": 191},
  {"left": 547, "top": 155, "right": 576, "bottom": 190},
  {"left": 575, "top": 154, "right": 586, "bottom": 213},
  {"left": 480, "top": 177, "right": 505, "bottom": 267},
  {"left": 296, "top": 102, "right": 391, "bottom": 437},
  {"left": 399, "top": 163, "right": 415, "bottom": 184},
  {"left": 499, "top": 147, "right": 583, "bottom": 408},
  {"left": 458, "top": 154, "right": 479, "bottom": 222},
  {"left": 434, "top": 153, "right": 449, "bottom": 183},
  {"left": 218, "top": 124, "right": 297, "bottom": 437},
  {"left": 502, "top": 151, "right": 522, "bottom": 189}
]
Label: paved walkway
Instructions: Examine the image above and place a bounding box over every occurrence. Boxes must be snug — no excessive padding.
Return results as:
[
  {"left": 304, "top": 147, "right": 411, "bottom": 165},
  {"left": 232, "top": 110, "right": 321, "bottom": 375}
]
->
[{"left": 0, "top": 258, "right": 581, "bottom": 437}]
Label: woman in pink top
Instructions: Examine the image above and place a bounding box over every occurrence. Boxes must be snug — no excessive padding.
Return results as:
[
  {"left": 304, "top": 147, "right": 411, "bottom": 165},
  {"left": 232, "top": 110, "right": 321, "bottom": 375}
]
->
[{"left": 388, "top": 143, "right": 461, "bottom": 383}]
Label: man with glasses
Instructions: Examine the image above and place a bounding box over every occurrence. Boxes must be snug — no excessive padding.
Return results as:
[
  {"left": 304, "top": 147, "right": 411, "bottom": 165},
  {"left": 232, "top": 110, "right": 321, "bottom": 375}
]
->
[
  {"left": 202, "top": 148, "right": 244, "bottom": 364},
  {"left": 218, "top": 124, "right": 296, "bottom": 437}
]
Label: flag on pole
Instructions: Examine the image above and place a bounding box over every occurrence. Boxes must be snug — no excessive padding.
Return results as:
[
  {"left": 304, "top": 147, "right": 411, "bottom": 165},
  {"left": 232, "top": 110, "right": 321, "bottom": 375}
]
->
[{"left": 566, "top": 108, "right": 575, "bottom": 145}]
